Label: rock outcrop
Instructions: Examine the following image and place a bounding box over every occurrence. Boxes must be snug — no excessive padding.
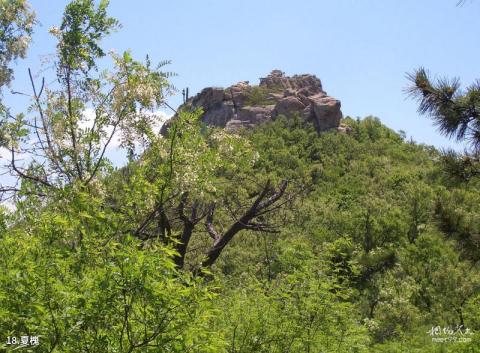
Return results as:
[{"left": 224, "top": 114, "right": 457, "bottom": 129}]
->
[{"left": 161, "top": 70, "right": 343, "bottom": 135}]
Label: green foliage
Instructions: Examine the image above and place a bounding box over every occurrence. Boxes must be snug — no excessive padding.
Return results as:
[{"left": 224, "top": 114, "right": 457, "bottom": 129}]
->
[
  {"left": 55, "top": 0, "right": 118, "bottom": 73},
  {"left": 246, "top": 86, "right": 275, "bottom": 107},
  {"left": 2, "top": 106, "right": 480, "bottom": 351},
  {"left": 434, "top": 187, "right": 480, "bottom": 262},
  {"left": 0, "top": 189, "right": 224, "bottom": 352},
  {"left": 218, "top": 272, "right": 370, "bottom": 353},
  {"left": 440, "top": 149, "right": 480, "bottom": 183},
  {"left": 243, "top": 116, "right": 480, "bottom": 351},
  {"left": 0, "top": 0, "right": 35, "bottom": 92},
  {"left": 0, "top": 2, "right": 479, "bottom": 352},
  {"left": 0, "top": 0, "right": 173, "bottom": 200},
  {"left": 407, "top": 67, "right": 480, "bottom": 152}
]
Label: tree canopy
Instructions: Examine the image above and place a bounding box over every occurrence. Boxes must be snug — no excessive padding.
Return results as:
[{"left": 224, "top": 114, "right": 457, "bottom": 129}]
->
[{"left": 0, "top": 1, "right": 479, "bottom": 352}]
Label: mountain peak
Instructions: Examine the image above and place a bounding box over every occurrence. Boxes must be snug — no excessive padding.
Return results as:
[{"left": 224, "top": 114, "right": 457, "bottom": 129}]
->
[{"left": 162, "top": 71, "right": 343, "bottom": 134}]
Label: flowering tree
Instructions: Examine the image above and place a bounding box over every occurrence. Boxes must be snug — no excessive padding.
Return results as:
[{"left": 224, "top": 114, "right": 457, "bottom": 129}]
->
[
  {"left": 0, "top": 0, "right": 292, "bottom": 273},
  {"left": 107, "top": 110, "right": 291, "bottom": 272},
  {"left": 0, "top": 0, "right": 35, "bottom": 95},
  {"left": 0, "top": 1, "right": 292, "bottom": 349},
  {"left": 0, "top": 0, "right": 173, "bottom": 200}
]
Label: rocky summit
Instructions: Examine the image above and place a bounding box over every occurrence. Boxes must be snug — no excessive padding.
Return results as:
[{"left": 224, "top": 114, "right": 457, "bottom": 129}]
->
[{"left": 162, "top": 70, "right": 343, "bottom": 134}]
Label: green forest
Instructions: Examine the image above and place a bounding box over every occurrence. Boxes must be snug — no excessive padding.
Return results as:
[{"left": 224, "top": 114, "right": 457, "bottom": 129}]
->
[{"left": 0, "top": 1, "right": 479, "bottom": 352}]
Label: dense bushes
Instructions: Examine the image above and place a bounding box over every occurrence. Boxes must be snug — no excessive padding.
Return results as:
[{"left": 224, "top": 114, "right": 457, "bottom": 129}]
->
[{"left": 1, "top": 116, "right": 479, "bottom": 352}]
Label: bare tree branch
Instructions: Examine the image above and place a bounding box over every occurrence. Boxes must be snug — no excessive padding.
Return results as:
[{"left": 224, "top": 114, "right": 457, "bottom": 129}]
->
[{"left": 199, "top": 179, "right": 288, "bottom": 270}]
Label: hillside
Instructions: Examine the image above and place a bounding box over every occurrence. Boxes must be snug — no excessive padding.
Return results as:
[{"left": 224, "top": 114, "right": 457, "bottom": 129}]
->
[
  {"left": 2, "top": 1, "right": 480, "bottom": 352},
  {"left": 2, "top": 110, "right": 479, "bottom": 352}
]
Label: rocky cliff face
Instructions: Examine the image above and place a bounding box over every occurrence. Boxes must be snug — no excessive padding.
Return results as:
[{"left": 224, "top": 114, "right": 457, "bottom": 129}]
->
[{"left": 162, "top": 70, "right": 343, "bottom": 134}]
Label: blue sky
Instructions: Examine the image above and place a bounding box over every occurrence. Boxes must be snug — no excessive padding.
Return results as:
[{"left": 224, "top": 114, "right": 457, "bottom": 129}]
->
[{"left": 8, "top": 0, "right": 480, "bottom": 150}]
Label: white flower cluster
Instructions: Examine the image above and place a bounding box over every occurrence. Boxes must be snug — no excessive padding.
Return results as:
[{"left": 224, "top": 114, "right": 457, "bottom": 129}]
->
[
  {"left": 10, "top": 35, "right": 30, "bottom": 54},
  {"left": 363, "top": 318, "right": 379, "bottom": 332},
  {"left": 133, "top": 83, "right": 157, "bottom": 108},
  {"left": 49, "top": 26, "right": 61, "bottom": 37}
]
